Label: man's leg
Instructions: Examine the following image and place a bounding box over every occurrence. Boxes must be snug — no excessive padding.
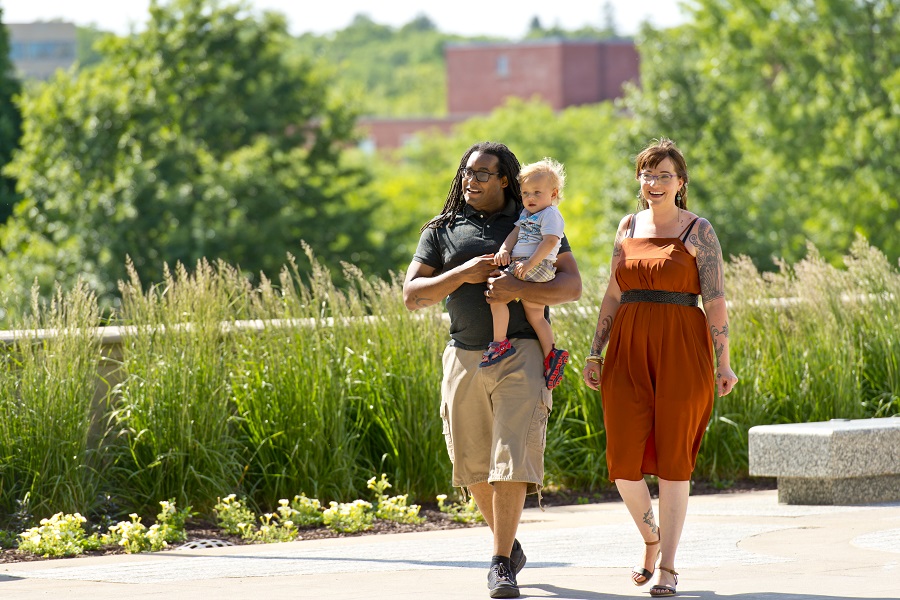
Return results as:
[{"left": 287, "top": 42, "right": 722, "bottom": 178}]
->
[
  {"left": 473, "top": 481, "right": 527, "bottom": 598},
  {"left": 469, "top": 481, "right": 527, "bottom": 556},
  {"left": 490, "top": 481, "right": 527, "bottom": 556},
  {"left": 469, "top": 482, "right": 495, "bottom": 530}
]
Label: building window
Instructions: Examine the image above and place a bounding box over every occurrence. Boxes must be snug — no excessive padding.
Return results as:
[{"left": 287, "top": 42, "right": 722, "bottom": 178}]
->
[
  {"left": 496, "top": 55, "right": 509, "bottom": 78},
  {"left": 10, "top": 41, "right": 76, "bottom": 60},
  {"left": 358, "top": 138, "right": 376, "bottom": 154}
]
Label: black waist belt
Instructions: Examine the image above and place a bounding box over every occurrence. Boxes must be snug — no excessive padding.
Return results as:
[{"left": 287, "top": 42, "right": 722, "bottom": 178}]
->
[{"left": 620, "top": 289, "right": 699, "bottom": 307}]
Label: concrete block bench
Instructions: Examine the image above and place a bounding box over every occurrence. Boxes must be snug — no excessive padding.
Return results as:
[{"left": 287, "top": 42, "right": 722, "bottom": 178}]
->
[{"left": 748, "top": 417, "right": 900, "bottom": 505}]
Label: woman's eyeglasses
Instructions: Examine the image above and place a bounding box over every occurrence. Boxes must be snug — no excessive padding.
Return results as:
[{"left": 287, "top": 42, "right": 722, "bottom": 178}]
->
[{"left": 639, "top": 172, "right": 678, "bottom": 185}]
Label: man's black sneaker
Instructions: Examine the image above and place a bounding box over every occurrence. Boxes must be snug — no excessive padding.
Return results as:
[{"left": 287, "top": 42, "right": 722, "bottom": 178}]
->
[
  {"left": 510, "top": 539, "right": 527, "bottom": 574},
  {"left": 487, "top": 563, "right": 519, "bottom": 598}
]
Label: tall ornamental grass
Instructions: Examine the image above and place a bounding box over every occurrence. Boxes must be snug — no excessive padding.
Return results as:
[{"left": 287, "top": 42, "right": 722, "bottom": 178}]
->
[
  {"left": 542, "top": 276, "right": 610, "bottom": 492},
  {"left": 106, "top": 259, "right": 245, "bottom": 515},
  {"left": 0, "top": 238, "right": 898, "bottom": 525},
  {"left": 230, "top": 249, "right": 450, "bottom": 506},
  {"left": 695, "top": 236, "right": 900, "bottom": 482},
  {"left": 0, "top": 283, "right": 103, "bottom": 520},
  {"left": 229, "top": 253, "right": 372, "bottom": 505}
]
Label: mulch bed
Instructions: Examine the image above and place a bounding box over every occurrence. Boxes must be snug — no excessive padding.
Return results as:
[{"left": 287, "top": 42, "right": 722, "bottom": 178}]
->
[{"left": 0, "top": 478, "right": 776, "bottom": 564}]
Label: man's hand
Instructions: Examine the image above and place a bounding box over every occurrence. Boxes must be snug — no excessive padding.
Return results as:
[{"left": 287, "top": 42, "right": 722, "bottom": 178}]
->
[
  {"left": 460, "top": 254, "right": 502, "bottom": 284},
  {"left": 404, "top": 254, "right": 500, "bottom": 311},
  {"left": 485, "top": 269, "right": 525, "bottom": 303},
  {"left": 483, "top": 251, "right": 581, "bottom": 307}
]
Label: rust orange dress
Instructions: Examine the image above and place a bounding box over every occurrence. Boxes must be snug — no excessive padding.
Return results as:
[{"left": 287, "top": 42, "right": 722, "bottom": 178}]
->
[{"left": 600, "top": 216, "right": 715, "bottom": 481}]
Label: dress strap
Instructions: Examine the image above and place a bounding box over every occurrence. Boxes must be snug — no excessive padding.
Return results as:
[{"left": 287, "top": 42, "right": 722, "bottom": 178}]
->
[
  {"left": 679, "top": 217, "right": 700, "bottom": 243},
  {"left": 627, "top": 213, "right": 637, "bottom": 238}
]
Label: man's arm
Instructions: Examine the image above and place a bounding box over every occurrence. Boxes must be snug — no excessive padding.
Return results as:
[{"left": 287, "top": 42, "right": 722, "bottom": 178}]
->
[
  {"left": 403, "top": 254, "right": 499, "bottom": 311},
  {"left": 486, "top": 250, "right": 582, "bottom": 307}
]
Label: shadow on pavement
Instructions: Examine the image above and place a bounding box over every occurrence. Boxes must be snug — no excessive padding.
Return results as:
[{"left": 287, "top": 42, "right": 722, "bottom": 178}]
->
[{"left": 521, "top": 587, "right": 897, "bottom": 600}]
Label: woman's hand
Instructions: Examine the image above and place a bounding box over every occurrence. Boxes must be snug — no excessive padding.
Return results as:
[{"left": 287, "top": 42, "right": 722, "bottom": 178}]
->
[
  {"left": 717, "top": 366, "right": 738, "bottom": 396},
  {"left": 583, "top": 361, "right": 602, "bottom": 390}
]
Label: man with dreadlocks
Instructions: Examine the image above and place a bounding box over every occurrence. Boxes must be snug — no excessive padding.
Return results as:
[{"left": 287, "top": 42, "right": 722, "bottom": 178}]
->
[{"left": 403, "top": 141, "right": 582, "bottom": 598}]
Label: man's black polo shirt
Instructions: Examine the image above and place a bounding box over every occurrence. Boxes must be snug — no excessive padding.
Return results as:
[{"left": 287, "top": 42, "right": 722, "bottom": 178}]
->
[{"left": 413, "top": 199, "right": 571, "bottom": 350}]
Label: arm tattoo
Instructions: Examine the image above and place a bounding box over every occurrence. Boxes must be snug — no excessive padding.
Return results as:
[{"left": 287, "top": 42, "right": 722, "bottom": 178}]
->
[
  {"left": 691, "top": 220, "right": 725, "bottom": 304},
  {"left": 413, "top": 295, "right": 433, "bottom": 308},
  {"left": 642, "top": 508, "right": 658, "bottom": 535},
  {"left": 612, "top": 231, "right": 623, "bottom": 258},
  {"left": 591, "top": 315, "right": 613, "bottom": 355},
  {"left": 710, "top": 322, "right": 729, "bottom": 364}
]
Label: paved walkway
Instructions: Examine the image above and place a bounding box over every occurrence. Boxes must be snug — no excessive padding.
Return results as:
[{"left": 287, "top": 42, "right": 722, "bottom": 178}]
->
[{"left": 1, "top": 490, "right": 898, "bottom": 599}]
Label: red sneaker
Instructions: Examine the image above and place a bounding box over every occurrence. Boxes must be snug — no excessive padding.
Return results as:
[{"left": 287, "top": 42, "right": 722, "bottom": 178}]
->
[
  {"left": 480, "top": 338, "right": 517, "bottom": 367},
  {"left": 544, "top": 346, "right": 569, "bottom": 389}
]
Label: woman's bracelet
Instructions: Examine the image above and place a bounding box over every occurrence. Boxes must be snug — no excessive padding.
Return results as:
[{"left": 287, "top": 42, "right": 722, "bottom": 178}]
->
[{"left": 585, "top": 355, "right": 604, "bottom": 365}]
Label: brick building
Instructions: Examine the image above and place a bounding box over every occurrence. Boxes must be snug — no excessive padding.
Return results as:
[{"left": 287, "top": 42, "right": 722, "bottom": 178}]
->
[
  {"left": 358, "top": 38, "right": 640, "bottom": 150},
  {"left": 446, "top": 39, "right": 639, "bottom": 115}
]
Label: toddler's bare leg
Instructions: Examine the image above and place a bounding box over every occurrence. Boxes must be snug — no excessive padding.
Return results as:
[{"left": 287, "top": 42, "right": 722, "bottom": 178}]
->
[
  {"left": 522, "top": 300, "right": 553, "bottom": 357},
  {"left": 491, "top": 302, "right": 510, "bottom": 343}
]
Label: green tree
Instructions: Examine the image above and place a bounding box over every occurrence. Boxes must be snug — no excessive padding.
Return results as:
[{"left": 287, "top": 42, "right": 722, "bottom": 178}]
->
[
  {"left": 366, "top": 98, "right": 634, "bottom": 276},
  {"left": 625, "top": 0, "right": 900, "bottom": 269},
  {"left": 1, "top": 0, "right": 377, "bottom": 310},
  {"left": 0, "top": 10, "right": 22, "bottom": 223},
  {"left": 75, "top": 24, "right": 108, "bottom": 69},
  {"left": 292, "top": 15, "right": 479, "bottom": 117}
]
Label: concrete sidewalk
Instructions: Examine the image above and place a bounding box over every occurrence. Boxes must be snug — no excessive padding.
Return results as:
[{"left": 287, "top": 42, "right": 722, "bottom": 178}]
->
[{"left": 1, "top": 489, "right": 897, "bottom": 599}]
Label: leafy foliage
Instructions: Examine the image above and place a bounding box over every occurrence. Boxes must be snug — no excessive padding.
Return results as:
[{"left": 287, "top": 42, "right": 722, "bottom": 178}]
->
[
  {"left": 364, "top": 98, "right": 636, "bottom": 278},
  {"left": 292, "top": 13, "right": 489, "bottom": 117},
  {"left": 75, "top": 25, "right": 109, "bottom": 69},
  {"left": 625, "top": 0, "right": 900, "bottom": 269},
  {"left": 0, "top": 0, "right": 377, "bottom": 312},
  {"left": 0, "top": 12, "right": 21, "bottom": 223},
  {"left": 524, "top": 2, "right": 620, "bottom": 40}
]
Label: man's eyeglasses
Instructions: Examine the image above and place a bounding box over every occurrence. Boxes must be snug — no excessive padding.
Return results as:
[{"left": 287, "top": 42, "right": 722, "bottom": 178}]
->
[
  {"left": 639, "top": 172, "right": 678, "bottom": 185},
  {"left": 459, "top": 167, "right": 500, "bottom": 183}
]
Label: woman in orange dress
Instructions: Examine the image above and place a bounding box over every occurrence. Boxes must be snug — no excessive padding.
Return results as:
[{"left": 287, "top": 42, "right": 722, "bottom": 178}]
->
[{"left": 582, "top": 138, "right": 738, "bottom": 597}]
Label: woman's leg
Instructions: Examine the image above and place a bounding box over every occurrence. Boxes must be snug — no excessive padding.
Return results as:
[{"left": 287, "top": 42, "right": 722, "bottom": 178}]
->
[
  {"left": 615, "top": 478, "right": 660, "bottom": 584},
  {"left": 652, "top": 478, "right": 690, "bottom": 591},
  {"left": 522, "top": 300, "right": 553, "bottom": 357}
]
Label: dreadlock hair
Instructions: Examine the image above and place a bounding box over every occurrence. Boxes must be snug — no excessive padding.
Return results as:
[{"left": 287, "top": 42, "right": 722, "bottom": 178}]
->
[{"left": 421, "top": 141, "right": 522, "bottom": 231}]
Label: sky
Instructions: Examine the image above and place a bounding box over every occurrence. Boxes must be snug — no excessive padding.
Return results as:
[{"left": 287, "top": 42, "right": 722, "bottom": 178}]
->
[{"left": 2, "top": 0, "right": 690, "bottom": 38}]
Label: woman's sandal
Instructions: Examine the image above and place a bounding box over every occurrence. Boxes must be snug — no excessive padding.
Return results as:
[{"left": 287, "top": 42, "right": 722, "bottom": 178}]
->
[
  {"left": 649, "top": 566, "right": 679, "bottom": 597},
  {"left": 631, "top": 536, "right": 661, "bottom": 586}
]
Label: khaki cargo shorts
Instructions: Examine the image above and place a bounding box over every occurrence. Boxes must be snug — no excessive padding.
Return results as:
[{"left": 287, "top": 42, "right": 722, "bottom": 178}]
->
[{"left": 440, "top": 338, "right": 552, "bottom": 495}]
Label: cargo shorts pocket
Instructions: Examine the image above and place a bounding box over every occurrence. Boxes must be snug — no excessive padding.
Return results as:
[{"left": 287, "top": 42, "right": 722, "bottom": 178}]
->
[
  {"left": 525, "top": 389, "right": 553, "bottom": 451},
  {"left": 440, "top": 400, "right": 454, "bottom": 462}
]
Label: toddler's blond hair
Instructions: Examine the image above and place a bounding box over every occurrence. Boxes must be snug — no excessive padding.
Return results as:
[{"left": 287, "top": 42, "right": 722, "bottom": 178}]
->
[{"left": 518, "top": 157, "right": 566, "bottom": 205}]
